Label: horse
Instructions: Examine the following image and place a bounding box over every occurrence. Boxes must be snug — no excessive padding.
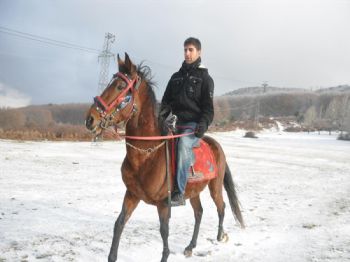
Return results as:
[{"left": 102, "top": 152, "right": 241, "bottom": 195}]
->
[{"left": 85, "top": 53, "right": 244, "bottom": 262}]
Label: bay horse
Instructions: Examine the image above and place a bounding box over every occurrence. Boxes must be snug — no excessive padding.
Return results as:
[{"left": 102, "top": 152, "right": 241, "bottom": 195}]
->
[{"left": 85, "top": 53, "right": 244, "bottom": 262}]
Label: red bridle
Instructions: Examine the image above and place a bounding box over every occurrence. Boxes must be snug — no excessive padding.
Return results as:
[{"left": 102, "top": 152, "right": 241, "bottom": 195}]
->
[
  {"left": 94, "top": 72, "right": 139, "bottom": 116},
  {"left": 91, "top": 72, "right": 196, "bottom": 155}
]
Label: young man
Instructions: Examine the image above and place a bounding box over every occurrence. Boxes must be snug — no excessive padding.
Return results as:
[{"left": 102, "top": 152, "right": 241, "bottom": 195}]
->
[{"left": 159, "top": 37, "right": 214, "bottom": 206}]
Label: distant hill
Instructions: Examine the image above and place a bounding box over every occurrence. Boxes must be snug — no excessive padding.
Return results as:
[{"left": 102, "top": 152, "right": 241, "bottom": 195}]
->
[
  {"left": 223, "top": 86, "right": 309, "bottom": 96},
  {"left": 315, "top": 85, "right": 350, "bottom": 94},
  {"left": 223, "top": 85, "right": 350, "bottom": 96},
  {"left": 214, "top": 84, "right": 350, "bottom": 133}
]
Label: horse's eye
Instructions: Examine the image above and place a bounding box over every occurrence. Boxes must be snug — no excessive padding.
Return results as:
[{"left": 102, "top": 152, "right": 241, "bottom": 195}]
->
[{"left": 117, "top": 82, "right": 127, "bottom": 90}]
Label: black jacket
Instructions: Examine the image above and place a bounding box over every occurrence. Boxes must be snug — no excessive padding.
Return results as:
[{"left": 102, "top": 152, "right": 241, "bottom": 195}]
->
[{"left": 160, "top": 58, "right": 214, "bottom": 126}]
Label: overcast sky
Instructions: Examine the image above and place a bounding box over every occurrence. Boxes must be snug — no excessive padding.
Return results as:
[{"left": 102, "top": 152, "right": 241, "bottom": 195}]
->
[{"left": 0, "top": 0, "right": 349, "bottom": 107}]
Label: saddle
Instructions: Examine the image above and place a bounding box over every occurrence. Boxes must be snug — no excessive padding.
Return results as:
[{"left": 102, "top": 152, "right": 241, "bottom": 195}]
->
[
  {"left": 163, "top": 114, "right": 217, "bottom": 184},
  {"left": 171, "top": 139, "right": 218, "bottom": 184}
]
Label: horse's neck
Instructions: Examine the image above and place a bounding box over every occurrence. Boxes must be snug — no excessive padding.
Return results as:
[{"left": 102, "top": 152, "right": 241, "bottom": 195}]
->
[
  {"left": 122, "top": 89, "right": 169, "bottom": 199},
  {"left": 125, "top": 101, "right": 158, "bottom": 136}
]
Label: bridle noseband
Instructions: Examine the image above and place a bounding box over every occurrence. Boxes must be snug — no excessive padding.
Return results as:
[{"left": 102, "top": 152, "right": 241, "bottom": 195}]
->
[{"left": 93, "top": 72, "right": 141, "bottom": 129}]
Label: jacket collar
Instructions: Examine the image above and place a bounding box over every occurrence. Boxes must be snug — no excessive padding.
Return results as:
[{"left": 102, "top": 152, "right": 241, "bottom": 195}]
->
[{"left": 180, "top": 57, "right": 202, "bottom": 73}]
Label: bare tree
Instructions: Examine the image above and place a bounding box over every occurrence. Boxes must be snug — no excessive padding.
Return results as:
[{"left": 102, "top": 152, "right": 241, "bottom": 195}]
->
[
  {"left": 0, "top": 109, "right": 26, "bottom": 130},
  {"left": 304, "top": 105, "right": 317, "bottom": 133},
  {"left": 338, "top": 95, "right": 350, "bottom": 135},
  {"left": 341, "top": 98, "right": 350, "bottom": 136},
  {"left": 325, "top": 95, "right": 350, "bottom": 134}
]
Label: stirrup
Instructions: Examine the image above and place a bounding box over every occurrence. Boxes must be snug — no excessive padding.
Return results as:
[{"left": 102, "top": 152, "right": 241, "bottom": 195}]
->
[{"left": 170, "top": 193, "right": 185, "bottom": 207}]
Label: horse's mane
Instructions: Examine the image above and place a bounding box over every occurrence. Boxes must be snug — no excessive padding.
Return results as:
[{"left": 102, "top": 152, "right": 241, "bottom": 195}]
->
[
  {"left": 136, "top": 63, "right": 156, "bottom": 103},
  {"left": 136, "top": 63, "right": 158, "bottom": 113}
]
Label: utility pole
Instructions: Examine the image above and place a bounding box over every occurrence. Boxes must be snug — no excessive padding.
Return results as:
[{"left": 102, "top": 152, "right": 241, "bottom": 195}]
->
[
  {"left": 254, "top": 99, "right": 260, "bottom": 128},
  {"left": 262, "top": 81, "right": 268, "bottom": 93},
  {"left": 98, "top": 33, "right": 115, "bottom": 93}
]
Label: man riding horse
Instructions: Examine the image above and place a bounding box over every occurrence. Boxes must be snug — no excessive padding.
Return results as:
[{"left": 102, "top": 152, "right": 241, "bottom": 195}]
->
[
  {"left": 159, "top": 37, "right": 214, "bottom": 206},
  {"left": 86, "top": 49, "right": 244, "bottom": 261}
]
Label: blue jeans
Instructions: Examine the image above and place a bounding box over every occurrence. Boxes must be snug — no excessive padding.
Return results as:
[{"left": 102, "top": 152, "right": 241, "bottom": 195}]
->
[{"left": 176, "top": 122, "right": 199, "bottom": 194}]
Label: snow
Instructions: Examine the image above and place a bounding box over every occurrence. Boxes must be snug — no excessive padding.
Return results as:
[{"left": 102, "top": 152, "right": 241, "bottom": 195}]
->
[{"left": 0, "top": 131, "right": 350, "bottom": 262}]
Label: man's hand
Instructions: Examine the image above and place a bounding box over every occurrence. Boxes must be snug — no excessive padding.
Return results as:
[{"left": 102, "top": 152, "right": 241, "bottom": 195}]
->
[
  {"left": 158, "top": 106, "right": 170, "bottom": 135},
  {"left": 158, "top": 105, "right": 177, "bottom": 135},
  {"left": 195, "top": 121, "right": 207, "bottom": 138}
]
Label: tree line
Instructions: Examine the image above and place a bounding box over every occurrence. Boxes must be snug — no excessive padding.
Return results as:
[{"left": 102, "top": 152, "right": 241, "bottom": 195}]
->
[
  {"left": 214, "top": 91, "right": 350, "bottom": 136},
  {"left": 0, "top": 104, "right": 91, "bottom": 140},
  {"left": 1, "top": 91, "right": 350, "bottom": 141}
]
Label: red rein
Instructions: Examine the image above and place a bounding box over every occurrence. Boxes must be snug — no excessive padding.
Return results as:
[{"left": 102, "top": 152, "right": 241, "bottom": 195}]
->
[{"left": 124, "top": 132, "right": 195, "bottom": 140}]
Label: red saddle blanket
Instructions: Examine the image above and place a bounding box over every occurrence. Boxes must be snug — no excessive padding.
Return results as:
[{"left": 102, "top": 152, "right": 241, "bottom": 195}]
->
[{"left": 172, "top": 139, "right": 218, "bottom": 184}]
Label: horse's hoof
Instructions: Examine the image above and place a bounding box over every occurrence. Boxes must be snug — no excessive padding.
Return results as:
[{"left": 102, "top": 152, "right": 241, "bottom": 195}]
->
[
  {"left": 219, "top": 233, "right": 229, "bottom": 243},
  {"left": 108, "top": 254, "right": 116, "bottom": 262},
  {"left": 184, "top": 249, "right": 193, "bottom": 257},
  {"left": 161, "top": 249, "right": 170, "bottom": 262}
]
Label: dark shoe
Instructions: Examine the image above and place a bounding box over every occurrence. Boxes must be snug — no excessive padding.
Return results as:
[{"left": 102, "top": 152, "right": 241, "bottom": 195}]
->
[{"left": 171, "top": 192, "right": 185, "bottom": 207}]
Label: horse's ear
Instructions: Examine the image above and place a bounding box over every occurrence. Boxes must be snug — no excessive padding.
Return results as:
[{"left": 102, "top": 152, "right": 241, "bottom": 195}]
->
[
  {"left": 125, "top": 52, "right": 130, "bottom": 63},
  {"left": 117, "top": 54, "right": 125, "bottom": 71},
  {"left": 124, "top": 52, "right": 136, "bottom": 74},
  {"left": 117, "top": 54, "right": 123, "bottom": 64}
]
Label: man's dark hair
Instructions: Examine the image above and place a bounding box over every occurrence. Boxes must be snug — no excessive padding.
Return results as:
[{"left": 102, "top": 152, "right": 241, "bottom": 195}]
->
[{"left": 184, "top": 37, "right": 201, "bottom": 51}]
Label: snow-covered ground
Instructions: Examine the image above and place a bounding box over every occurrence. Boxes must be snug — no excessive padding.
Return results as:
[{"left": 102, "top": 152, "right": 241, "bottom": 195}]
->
[{"left": 0, "top": 131, "right": 349, "bottom": 262}]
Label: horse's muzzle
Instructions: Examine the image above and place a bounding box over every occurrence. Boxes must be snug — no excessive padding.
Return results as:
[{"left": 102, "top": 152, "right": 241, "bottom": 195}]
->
[{"left": 85, "top": 116, "right": 94, "bottom": 131}]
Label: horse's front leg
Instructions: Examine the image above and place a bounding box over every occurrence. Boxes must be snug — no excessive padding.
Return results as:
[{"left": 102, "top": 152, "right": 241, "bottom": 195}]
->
[
  {"left": 108, "top": 191, "right": 140, "bottom": 262},
  {"left": 157, "top": 202, "right": 171, "bottom": 262}
]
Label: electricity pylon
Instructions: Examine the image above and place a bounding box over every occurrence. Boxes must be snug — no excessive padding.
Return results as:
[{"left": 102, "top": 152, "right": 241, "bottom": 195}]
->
[{"left": 98, "top": 33, "right": 115, "bottom": 93}]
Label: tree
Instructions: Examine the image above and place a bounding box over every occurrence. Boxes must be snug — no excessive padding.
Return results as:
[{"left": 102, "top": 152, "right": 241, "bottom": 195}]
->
[
  {"left": 340, "top": 96, "right": 350, "bottom": 135},
  {"left": 24, "top": 108, "right": 53, "bottom": 128},
  {"left": 338, "top": 95, "right": 350, "bottom": 135},
  {"left": 0, "top": 109, "right": 26, "bottom": 130},
  {"left": 325, "top": 95, "right": 350, "bottom": 134},
  {"left": 304, "top": 106, "right": 317, "bottom": 132}
]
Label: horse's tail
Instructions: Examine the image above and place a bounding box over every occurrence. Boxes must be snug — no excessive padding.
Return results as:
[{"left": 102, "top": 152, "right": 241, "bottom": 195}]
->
[{"left": 224, "top": 162, "right": 245, "bottom": 228}]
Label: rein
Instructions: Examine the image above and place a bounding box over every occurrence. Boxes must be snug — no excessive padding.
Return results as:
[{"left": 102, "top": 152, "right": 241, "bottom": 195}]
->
[
  {"left": 111, "top": 124, "right": 195, "bottom": 157},
  {"left": 123, "top": 132, "right": 195, "bottom": 155},
  {"left": 124, "top": 132, "right": 195, "bottom": 141}
]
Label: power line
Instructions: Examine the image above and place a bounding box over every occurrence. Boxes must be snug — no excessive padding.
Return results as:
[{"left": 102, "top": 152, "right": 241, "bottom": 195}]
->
[
  {"left": 0, "top": 26, "right": 263, "bottom": 86},
  {"left": 130, "top": 53, "right": 262, "bottom": 86},
  {"left": 0, "top": 26, "right": 100, "bottom": 51},
  {"left": 0, "top": 26, "right": 100, "bottom": 54}
]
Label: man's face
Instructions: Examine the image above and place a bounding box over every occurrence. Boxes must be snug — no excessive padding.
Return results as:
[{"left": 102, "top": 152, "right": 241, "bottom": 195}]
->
[{"left": 184, "top": 44, "right": 201, "bottom": 64}]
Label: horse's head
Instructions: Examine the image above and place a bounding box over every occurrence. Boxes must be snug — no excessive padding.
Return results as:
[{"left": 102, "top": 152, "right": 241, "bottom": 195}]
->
[{"left": 85, "top": 53, "right": 142, "bottom": 137}]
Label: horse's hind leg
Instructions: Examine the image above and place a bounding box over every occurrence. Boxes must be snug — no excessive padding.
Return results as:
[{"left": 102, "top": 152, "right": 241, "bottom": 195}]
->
[
  {"left": 208, "top": 184, "right": 229, "bottom": 242},
  {"left": 108, "top": 191, "right": 140, "bottom": 262},
  {"left": 157, "top": 203, "right": 171, "bottom": 262},
  {"left": 184, "top": 196, "right": 203, "bottom": 257}
]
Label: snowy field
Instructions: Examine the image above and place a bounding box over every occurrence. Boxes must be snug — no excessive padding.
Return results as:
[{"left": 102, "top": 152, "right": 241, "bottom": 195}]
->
[{"left": 0, "top": 131, "right": 350, "bottom": 262}]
